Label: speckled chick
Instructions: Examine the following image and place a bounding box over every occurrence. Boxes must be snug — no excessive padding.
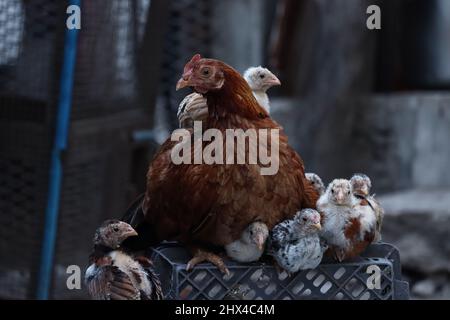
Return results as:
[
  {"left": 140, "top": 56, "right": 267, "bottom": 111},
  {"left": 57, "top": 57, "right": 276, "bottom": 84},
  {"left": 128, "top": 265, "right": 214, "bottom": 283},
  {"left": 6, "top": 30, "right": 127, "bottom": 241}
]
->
[
  {"left": 269, "top": 209, "right": 325, "bottom": 273},
  {"left": 305, "top": 173, "right": 326, "bottom": 195}
]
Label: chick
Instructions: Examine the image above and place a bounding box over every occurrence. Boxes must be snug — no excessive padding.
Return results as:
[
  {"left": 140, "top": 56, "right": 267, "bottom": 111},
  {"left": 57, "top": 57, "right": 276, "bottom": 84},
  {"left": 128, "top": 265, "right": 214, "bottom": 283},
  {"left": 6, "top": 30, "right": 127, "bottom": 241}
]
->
[
  {"left": 269, "top": 209, "right": 325, "bottom": 273},
  {"left": 350, "top": 173, "right": 384, "bottom": 241},
  {"left": 177, "top": 92, "right": 208, "bottom": 128},
  {"left": 243, "top": 66, "right": 281, "bottom": 114},
  {"left": 85, "top": 220, "right": 163, "bottom": 300},
  {"left": 305, "top": 172, "right": 326, "bottom": 195},
  {"left": 350, "top": 173, "right": 371, "bottom": 197},
  {"left": 177, "top": 66, "right": 281, "bottom": 128},
  {"left": 317, "top": 179, "right": 376, "bottom": 262},
  {"left": 225, "top": 221, "right": 269, "bottom": 263}
]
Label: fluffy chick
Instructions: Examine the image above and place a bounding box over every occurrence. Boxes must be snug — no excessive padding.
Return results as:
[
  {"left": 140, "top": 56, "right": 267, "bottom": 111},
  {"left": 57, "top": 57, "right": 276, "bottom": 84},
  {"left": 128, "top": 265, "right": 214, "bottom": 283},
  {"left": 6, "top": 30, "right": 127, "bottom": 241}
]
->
[
  {"left": 85, "top": 220, "right": 163, "bottom": 300},
  {"left": 177, "top": 92, "right": 209, "bottom": 128},
  {"left": 177, "top": 66, "right": 280, "bottom": 128},
  {"left": 317, "top": 179, "right": 377, "bottom": 262},
  {"left": 305, "top": 173, "right": 326, "bottom": 195},
  {"left": 350, "top": 173, "right": 372, "bottom": 197},
  {"left": 350, "top": 173, "right": 384, "bottom": 241},
  {"left": 225, "top": 221, "right": 269, "bottom": 263},
  {"left": 269, "top": 209, "right": 326, "bottom": 273},
  {"left": 243, "top": 66, "right": 281, "bottom": 113}
]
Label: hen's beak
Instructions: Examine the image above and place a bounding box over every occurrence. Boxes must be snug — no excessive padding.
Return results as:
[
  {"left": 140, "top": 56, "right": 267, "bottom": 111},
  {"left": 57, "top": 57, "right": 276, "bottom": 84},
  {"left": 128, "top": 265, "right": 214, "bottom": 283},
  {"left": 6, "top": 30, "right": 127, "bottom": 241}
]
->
[
  {"left": 265, "top": 75, "right": 281, "bottom": 87},
  {"left": 176, "top": 77, "right": 190, "bottom": 91}
]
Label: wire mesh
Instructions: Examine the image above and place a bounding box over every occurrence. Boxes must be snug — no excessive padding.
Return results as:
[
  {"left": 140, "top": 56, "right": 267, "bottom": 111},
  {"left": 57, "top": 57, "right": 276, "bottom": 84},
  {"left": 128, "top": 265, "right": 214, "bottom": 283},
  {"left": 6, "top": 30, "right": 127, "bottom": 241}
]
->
[
  {"left": 71, "top": 0, "right": 152, "bottom": 120},
  {"left": 159, "top": 0, "right": 213, "bottom": 127},
  {"left": 0, "top": 0, "right": 156, "bottom": 299}
]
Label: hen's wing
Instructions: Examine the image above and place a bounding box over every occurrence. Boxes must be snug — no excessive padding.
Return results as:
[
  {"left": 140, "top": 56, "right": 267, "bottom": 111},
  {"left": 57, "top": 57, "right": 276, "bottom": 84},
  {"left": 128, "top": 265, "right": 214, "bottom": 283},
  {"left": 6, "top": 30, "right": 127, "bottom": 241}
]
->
[
  {"left": 143, "top": 132, "right": 222, "bottom": 244},
  {"left": 86, "top": 264, "right": 140, "bottom": 300}
]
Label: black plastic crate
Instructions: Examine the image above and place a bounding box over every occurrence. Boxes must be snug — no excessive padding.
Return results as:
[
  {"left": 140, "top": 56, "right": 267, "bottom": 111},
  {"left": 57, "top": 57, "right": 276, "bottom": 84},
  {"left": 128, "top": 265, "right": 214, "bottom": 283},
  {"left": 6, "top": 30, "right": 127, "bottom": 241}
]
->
[{"left": 150, "top": 242, "right": 410, "bottom": 300}]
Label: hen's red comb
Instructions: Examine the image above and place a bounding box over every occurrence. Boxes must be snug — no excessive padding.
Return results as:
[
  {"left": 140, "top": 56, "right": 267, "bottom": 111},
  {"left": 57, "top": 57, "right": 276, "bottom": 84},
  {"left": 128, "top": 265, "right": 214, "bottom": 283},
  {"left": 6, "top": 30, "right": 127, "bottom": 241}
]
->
[{"left": 183, "top": 54, "right": 202, "bottom": 74}]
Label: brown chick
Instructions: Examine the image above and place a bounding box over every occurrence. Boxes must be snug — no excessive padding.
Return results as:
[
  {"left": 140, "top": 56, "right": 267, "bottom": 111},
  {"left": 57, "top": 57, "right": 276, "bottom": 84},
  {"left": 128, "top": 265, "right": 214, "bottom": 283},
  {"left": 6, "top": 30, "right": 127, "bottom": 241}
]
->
[
  {"left": 350, "top": 173, "right": 384, "bottom": 241},
  {"left": 317, "top": 179, "right": 376, "bottom": 262},
  {"left": 85, "top": 220, "right": 163, "bottom": 300}
]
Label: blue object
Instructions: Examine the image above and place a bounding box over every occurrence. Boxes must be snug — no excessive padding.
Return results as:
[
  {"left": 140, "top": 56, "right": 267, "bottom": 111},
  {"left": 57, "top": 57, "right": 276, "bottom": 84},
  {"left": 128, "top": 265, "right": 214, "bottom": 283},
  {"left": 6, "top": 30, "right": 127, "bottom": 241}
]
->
[{"left": 36, "top": 1, "right": 80, "bottom": 300}]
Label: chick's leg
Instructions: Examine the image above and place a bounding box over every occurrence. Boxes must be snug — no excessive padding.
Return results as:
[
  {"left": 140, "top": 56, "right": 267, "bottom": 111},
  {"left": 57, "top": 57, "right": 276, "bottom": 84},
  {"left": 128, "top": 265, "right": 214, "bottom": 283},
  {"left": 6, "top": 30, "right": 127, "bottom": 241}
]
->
[{"left": 186, "top": 247, "right": 230, "bottom": 275}]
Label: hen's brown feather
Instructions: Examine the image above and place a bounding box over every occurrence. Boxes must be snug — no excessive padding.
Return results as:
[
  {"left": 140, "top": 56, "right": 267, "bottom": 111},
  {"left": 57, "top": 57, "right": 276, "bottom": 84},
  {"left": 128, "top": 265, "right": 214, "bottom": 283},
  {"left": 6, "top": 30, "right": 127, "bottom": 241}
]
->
[{"left": 142, "top": 59, "right": 318, "bottom": 248}]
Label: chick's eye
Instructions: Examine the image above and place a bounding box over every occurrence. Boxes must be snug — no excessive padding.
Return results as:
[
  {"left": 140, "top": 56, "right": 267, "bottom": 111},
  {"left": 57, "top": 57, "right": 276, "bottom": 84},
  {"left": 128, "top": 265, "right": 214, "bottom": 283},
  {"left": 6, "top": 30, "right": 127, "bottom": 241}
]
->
[
  {"left": 331, "top": 189, "right": 335, "bottom": 194},
  {"left": 113, "top": 226, "right": 119, "bottom": 232},
  {"left": 259, "top": 74, "right": 265, "bottom": 79},
  {"left": 347, "top": 191, "right": 351, "bottom": 195},
  {"left": 302, "top": 217, "right": 308, "bottom": 222}
]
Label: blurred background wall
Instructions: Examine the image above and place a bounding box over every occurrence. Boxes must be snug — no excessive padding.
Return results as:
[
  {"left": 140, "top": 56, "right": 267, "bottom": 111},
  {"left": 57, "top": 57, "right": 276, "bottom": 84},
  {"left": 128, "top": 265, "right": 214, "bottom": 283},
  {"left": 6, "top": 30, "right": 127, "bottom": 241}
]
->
[{"left": 0, "top": 0, "right": 449, "bottom": 299}]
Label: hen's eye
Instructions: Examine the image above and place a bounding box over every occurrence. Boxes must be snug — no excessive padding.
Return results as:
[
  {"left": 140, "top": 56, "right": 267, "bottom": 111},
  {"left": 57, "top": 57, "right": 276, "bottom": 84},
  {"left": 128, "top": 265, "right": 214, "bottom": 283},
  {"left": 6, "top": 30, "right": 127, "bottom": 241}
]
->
[
  {"left": 113, "top": 226, "right": 119, "bottom": 232},
  {"left": 260, "top": 74, "right": 265, "bottom": 79},
  {"left": 202, "top": 68, "right": 210, "bottom": 76}
]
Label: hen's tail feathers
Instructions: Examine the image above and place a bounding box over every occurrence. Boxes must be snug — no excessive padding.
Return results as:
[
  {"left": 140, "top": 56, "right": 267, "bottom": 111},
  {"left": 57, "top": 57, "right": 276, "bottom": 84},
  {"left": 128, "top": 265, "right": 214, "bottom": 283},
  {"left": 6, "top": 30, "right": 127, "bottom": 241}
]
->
[
  {"left": 302, "top": 179, "right": 320, "bottom": 209},
  {"left": 121, "top": 193, "right": 145, "bottom": 228},
  {"left": 121, "top": 194, "right": 158, "bottom": 250}
]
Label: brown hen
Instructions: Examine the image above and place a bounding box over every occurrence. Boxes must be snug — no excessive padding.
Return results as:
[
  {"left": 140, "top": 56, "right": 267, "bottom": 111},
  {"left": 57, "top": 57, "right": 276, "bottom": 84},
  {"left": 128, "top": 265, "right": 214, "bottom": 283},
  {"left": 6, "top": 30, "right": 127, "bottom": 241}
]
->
[{"left": 124, "top": 54, "right": 319, "bottom": 273}]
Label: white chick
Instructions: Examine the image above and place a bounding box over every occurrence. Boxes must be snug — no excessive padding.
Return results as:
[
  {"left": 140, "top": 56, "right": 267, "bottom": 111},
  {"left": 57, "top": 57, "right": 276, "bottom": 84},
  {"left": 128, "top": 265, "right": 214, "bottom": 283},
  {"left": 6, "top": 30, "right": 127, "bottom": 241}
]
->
[
  {"left": 243, "top": 66, "right": 281, "bottom": 114},
  {"left": 317, "top": 179, "right": 376, "bottom": 262},
  {"left": 225, "top": 221, "right": 269, "bottom": 263},
  {"left": 177, "top": 92, "right": 208, "bottom": 128},
  {"left": 269, "top": 209, "right": 326, "bottom": 273}
]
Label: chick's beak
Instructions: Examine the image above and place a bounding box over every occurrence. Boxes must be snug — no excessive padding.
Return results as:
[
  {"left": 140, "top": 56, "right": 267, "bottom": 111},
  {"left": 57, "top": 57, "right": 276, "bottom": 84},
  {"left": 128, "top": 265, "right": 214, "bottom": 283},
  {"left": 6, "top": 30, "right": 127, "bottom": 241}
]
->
[
  {"left": 266, "top": 75, "right": 281, "bottom": 87},
  {"left": 313, "top": 223, "right": 322, "bottom": 231},
  {"left": 255, "top": 234, "right": 265, "bottom": 250},
  {"left": 361, "top": 186, "right": 369, "bottom": 196},
  {"left": 121, "top": 223, "right": 138, "bottom": 238}
]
